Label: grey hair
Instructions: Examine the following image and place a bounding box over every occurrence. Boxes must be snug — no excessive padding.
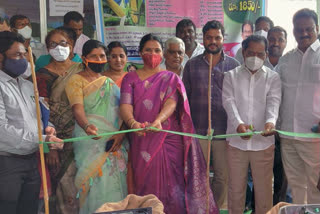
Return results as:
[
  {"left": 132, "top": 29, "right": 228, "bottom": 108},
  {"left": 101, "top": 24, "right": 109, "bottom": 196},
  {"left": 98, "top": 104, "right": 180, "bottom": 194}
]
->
[{"left": 164, "top": 37, "right": 185, "bottom": 53}]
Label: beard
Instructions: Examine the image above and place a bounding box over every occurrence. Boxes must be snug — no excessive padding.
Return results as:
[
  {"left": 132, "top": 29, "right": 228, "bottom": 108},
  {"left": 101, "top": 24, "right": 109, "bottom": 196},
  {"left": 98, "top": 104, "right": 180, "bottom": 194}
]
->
[{"left": 205, "top": 45, "right": 222, "bottom": 55}]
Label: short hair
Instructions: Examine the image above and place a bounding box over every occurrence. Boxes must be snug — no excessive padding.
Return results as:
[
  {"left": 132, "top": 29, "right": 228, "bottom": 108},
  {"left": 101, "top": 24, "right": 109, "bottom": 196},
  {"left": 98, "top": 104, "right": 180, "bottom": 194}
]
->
[
  {"left": 293, "top": 8, "right": 318, "bottom": 26},
  {"left": 255, "top": 16, "right": 274, "bottom": 30},
  {"left": 202, "top": 20, "right": 225, "bottom": 36},
  {"left": 45, "top": 29, "right": 73, "bottom": 48},
  {"left": 82, "top": 39, "right": 108, "bottom": 57},
  {"left": 139, "top": 33, "right": 163, "bottom": 52},
  {"left": 0, "top": 10, "right": 9, "bottom": 26},
  {"left": 175, "top": 19, "right": 196, "bottom": 35},
  {"left": 55, "top": 26, "right": 77, "bottom": 47},
  {"left": 164, "top": 37, "right": 185, "bottom": 53},
  {"left": 267, "top": 26, "right": 287, "bottom": 39},
  {"left": 242, "top": 20, "right": 253, "bottom": 33},
  {"left": 63, "top": 11, "right": 84, "bottom": 25},
  {"left": 242, "top": 35, "right": 268, "bottom": 52},
  {"left": 107, "top": 41, "right": 128, "bottom": 56},
  {"left": 127, "top": 63, "right": 137, "bottom": 72},
  {"left": 0, "top": 31, "right": 25, "bottom": 54},
  {"left": 9, "top": 14, "right": 30, "bottom": 28}
]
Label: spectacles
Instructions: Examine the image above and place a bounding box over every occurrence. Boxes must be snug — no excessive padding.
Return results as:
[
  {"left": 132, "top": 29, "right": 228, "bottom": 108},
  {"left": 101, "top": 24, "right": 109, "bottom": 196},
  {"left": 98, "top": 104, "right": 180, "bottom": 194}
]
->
[
  {"left": 167, "top": 50, "right": 184, "bottom": 56},
  {"left": 48, "top": 41, "right": 68, "bottom": 49},
  {"left": 294, "top": 25, "right": 316, "bottom": 34}
]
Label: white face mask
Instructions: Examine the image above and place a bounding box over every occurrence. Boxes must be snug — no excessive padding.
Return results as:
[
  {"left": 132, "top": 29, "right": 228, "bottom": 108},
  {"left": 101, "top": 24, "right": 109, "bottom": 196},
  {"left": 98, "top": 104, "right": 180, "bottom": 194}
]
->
[
  {"left": 17, "top": 25, "right": 32, "bottom": 39},
  {"left": 245, "top": 56, "right": 264, "bottom": 71},
  {"left": 21, "top": 62, "right": 32, "bottom": 78},
  {"left": 49, "top": 45, "right": 70, "bottom": 62},
  {"left": 254, "top": 30, "right": 268, "bottom": 39}
]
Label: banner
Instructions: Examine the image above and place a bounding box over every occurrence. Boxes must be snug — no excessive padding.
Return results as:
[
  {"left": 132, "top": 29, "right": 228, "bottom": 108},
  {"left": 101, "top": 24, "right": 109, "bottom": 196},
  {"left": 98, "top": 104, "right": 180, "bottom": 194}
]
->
[{"left": 94, "top": 0, "right": 265, "bottom": 60}]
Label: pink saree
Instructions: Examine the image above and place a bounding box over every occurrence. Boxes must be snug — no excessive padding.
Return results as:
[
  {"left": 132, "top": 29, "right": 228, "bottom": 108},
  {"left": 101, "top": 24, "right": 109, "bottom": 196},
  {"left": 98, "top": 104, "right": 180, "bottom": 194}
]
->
[{"left": 120, "top": 71, "right": 218, "bottom": 214}]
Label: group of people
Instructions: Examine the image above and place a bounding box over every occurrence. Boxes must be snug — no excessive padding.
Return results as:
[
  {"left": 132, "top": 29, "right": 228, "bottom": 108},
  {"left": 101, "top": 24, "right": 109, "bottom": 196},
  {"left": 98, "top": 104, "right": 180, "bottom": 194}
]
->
[{"left": 0, "top": 6, "right": 320, "bottom": 214}]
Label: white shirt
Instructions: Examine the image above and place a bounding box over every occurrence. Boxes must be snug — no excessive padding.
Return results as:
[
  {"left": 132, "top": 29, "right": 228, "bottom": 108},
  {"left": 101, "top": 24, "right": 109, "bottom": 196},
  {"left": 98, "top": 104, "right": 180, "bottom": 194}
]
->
[
  {"left": 0, "top": 70, "right": 45, "bottom": 155},
  {"left": 222, "top": 64, "right": 281, "bottom": 151},
  {"left": 181, "top": 42, "right": 205, "bottom": 67},
  {"left": 74, "top": 33, "right": 90, "bottom": 56},
  {"left": 276, "top": 40, "right": 320, "bottom": 142}
]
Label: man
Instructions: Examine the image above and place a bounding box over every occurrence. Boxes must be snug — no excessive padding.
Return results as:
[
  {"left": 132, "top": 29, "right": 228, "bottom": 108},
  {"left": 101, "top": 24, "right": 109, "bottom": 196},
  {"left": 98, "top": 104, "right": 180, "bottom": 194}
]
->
[
  {"left": 10, "top": 14, "right": 47, "bottom": 59},
  {"left": 176, "top": 19, "right": 204, "bottom": 67},
  {"left": 223, "top": 35, "right": 281, "bottom": 214},
  {"left": 0, "top": 31, "right": 63, "bottom": 214},
  {"left": 230, "top": 20, "right": 253, "bottom": 56},
  {"left": 265, "top": 26, "right": 287, "bottom": 69},
  {"left": 235, "top": 16, "right": 274, "bottom": 64},
  {"left": 162, "top": 37, "right": 185, "bottom": 78},
  {"left": 183, "top": 20, "right": 240, "bottom": 208},
  {"left": 64, "top": 11, "right": 89, "bottom": 56},
  {"left": 0, "top": 8, "right": 10, "bottom": 32},
  {"left": 276, "top": 8, "right": 320, "bottom": 204}
]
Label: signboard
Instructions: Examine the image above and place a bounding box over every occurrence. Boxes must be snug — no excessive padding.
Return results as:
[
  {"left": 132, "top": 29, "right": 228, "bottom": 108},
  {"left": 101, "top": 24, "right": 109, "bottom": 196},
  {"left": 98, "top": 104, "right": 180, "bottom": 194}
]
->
[
  {"left": 49, "top": 0, "right": 84, "bottom": 16},
  {"left": 94, "top": 0, "right": 265, "bottom": 59}
]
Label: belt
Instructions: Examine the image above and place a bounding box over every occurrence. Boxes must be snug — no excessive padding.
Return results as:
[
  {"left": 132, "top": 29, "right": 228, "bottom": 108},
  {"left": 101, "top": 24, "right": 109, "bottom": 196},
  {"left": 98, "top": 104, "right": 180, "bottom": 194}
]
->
[{"left": 0, "top": 151, "right": 37, "bottom": 159}]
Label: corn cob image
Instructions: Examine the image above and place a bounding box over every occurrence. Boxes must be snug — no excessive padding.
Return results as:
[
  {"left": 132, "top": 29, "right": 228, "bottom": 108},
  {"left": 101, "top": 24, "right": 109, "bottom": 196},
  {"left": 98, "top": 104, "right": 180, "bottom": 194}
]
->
[
  {"left": 130, "top": 0, "right": 138, "bottom": 24},
  {"left": 107, "top": 0, "right": 125, "bottom": 17}
]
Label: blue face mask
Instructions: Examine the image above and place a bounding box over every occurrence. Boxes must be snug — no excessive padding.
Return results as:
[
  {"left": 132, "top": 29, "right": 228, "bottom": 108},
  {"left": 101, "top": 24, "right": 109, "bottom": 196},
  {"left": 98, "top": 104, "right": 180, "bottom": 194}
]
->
[{"left": 4, "top": 58, "right": 28, "bottom": 77}]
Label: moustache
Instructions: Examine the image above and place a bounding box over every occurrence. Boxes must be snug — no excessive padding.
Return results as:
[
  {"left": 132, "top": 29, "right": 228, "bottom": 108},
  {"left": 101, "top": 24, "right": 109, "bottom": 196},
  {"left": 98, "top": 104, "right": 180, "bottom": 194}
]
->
[
  {"left": 300, "top": 36, "right": 311, "bottom": 40},
  {"left": 270, "top": 45, "right": 280, "bottom": 49}
]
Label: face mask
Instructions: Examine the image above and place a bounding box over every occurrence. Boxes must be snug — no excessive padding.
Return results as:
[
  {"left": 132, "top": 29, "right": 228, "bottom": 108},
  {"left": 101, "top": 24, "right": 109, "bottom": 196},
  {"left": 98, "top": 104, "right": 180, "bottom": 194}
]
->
[
  {"left": 17, "top": 25, "right": 32, "bottom": 39},
  {"left": 254, "top": 30, "right": 268, "bottom": 39},
  {"left": 245, "top": 56, "right": 264, "bottom": 71},
  {"left": 86, "top": 60, "right": 107, "bottom": 73},
  {"left": 142, "top": 53, "right": 162, "bottom": 69},
  {"left": 20, "top": 62, "right": 32, "bottom": 78},
  {"left": 49, "top": 45, "right": 70, "bottom": 62},
  {"left": 4, "top": 58, "right": 28, "bottom": 77}
]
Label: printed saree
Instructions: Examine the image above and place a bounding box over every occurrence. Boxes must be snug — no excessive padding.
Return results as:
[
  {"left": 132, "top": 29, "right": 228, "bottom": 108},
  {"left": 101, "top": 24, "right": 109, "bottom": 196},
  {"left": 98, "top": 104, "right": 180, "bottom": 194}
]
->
[
  {"left": 67, "top": 75, "right": 128, "bottom": 214},
  {"left": 120, "top": 70, "right": 219, "bottom": 214}
]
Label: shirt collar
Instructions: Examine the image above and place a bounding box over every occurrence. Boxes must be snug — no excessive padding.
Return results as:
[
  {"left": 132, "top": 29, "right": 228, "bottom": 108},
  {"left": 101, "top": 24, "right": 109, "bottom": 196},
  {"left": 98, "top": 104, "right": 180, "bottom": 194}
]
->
[
  {"left": 309, "top": 39, "right": 320, "bottom": 52},
  {"left": 202, "top": 51, "right": 226, "bottom": 65},
  {"left": 0, "top": 69, "right": 15, "bottom": 82},
  {"left": 242, "top": 64, "right": 267, "bottom": 74}
]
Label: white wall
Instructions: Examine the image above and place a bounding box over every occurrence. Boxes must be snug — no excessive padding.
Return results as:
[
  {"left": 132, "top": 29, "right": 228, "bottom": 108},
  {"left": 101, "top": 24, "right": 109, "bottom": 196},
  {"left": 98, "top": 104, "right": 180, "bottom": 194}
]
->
[{"left": 266, "top": 0, "right": 318, "bottom": 53}]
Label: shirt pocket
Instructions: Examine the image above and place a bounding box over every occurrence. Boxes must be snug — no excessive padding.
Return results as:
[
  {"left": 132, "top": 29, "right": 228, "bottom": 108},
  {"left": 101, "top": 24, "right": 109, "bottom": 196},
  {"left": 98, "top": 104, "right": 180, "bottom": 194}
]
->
[{"left": 310, "top": 64, "right": 320, "bottom": 83}]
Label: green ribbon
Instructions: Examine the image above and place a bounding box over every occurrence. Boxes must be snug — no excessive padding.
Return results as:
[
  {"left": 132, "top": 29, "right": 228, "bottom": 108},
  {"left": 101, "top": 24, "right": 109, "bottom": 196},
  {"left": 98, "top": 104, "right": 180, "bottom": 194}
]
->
[{"left": 40, "top": 127, "right": 320, "bottom": 145}]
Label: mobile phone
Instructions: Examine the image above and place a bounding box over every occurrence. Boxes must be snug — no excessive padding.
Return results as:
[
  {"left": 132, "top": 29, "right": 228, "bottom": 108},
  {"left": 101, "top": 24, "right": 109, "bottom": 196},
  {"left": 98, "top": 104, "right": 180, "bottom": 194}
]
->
[{"left": 105, "top": 139, "right": 115, "bottom": 152}]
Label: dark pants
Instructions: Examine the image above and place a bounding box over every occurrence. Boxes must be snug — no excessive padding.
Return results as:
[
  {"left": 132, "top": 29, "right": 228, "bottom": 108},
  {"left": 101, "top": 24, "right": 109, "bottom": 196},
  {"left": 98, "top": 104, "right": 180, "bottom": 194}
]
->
[{"left": 0, "top": 154, "right": 41, "bottom": 214}]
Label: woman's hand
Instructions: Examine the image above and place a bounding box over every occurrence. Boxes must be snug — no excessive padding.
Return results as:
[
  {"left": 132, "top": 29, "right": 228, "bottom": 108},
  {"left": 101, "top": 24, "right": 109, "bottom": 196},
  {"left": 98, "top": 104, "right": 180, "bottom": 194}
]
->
[
  {"left": 132, "top": 121, "right": 148, "bottom": 136},
  {"left": 46, "top": 150, "right": 60, "bottom": 176},
  {"left": 149, "top": 119, "right": 162, "bottom": 131},
  {"left": 85, "top": 124, "right": 101, "bottom": 140},
  {"left": 108, "top": 133, "right": 125, "bottom": 152}
]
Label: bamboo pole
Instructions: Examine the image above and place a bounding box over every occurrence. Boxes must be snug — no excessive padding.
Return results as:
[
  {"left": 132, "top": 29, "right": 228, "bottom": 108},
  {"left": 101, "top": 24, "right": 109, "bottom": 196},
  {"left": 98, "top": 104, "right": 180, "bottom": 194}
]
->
[
  {"left": 206, "top": 53, "right": 213, "bottom": 214},
  {"left": 28, "top": 47, "right": 50, "bottom": 214}
]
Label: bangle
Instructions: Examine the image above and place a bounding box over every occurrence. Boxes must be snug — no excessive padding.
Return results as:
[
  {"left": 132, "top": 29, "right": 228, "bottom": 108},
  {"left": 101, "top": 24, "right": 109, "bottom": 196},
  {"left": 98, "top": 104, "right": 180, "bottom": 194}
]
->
[
  {"left": 83, "top": 123, "right": 91, "bottom": 131},
  {"left": 126, "top": 118, "right": 135, "bottom": 126},
  {"left": 130, "top": 121, "right": 137, "bottom": 129}
]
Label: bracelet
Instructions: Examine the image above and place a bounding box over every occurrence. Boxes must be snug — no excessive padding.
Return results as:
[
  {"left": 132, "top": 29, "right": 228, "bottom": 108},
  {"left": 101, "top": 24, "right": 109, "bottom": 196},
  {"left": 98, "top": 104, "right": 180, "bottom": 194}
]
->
[
  {"left": 126, "top": 117, "right": 135, "bottom": 126},
  {"left": 83, "top": 123, "right": 91, "bottom": 131},
  {"left": 130, "top": 121, "right": 138, "bottom": 129}
]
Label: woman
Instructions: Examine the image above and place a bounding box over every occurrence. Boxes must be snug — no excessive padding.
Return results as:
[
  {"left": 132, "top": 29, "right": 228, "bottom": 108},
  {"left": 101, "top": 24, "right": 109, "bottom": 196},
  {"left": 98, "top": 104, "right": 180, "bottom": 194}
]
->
[
  {"left": 102, "top": 41, "right": 128, "bottom": 87},
  {"left": 65, "top": 40, "right": 128, "bottom": 214},
  {"left": 36, "top": 28, "right": 83, "bottom": 214},
  {"left": 120, "top": 34, "right": 219, "bottom": 214}
]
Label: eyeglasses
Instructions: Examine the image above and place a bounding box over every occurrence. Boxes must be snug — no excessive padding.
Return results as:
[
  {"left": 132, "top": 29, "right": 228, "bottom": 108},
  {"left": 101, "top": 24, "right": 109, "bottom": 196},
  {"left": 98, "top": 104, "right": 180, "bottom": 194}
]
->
[
  {"left": 48, "top": 41, "right": 68, "bottom": 49},
  {"left": 294, "top": 25, "right": 316, "bottom": 34},
  {"left": 167, "top": 50, "right": 184, "bottom": 56}
]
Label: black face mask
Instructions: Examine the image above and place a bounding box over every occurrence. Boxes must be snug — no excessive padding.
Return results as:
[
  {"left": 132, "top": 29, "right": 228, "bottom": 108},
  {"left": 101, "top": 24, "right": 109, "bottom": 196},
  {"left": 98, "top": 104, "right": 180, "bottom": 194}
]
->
[{"left": 87, "top": 61, "right": 107, "bottom": 73}]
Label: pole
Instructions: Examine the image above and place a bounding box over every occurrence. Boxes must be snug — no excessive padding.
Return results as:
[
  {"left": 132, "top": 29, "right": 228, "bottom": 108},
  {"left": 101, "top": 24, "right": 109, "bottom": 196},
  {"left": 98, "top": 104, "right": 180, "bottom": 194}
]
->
[
  {"left": 28, "top": 47, "right": 50, "bottom": 214},
  {"left": 206, "top": 53, "right": 213, "bottom": 214},
  {"left": 39, "top": 0, "right": 47, "bottom": 44}
]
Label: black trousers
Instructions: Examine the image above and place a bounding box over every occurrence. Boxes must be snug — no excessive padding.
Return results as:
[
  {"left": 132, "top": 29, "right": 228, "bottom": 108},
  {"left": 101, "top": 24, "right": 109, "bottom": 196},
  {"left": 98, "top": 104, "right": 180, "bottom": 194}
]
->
[{"left": 0, "top": 154, "right": 40, "bottom": 214}]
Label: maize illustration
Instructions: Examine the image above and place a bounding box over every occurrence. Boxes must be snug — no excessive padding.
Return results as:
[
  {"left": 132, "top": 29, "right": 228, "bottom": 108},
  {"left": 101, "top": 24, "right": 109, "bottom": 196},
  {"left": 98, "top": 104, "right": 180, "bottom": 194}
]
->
[
  {"left": 130, "top": 0, "right": 138, "bottom": 24},
  {"left": 107, "top": 0, "right": 125, "bottom": 17}
]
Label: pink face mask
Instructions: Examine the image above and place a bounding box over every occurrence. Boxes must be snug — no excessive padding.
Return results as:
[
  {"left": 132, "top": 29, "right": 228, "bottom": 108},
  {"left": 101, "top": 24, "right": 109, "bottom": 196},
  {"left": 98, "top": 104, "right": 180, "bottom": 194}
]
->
[{"left": 142, "top": 53, "right": 162, "bottom": 68}]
